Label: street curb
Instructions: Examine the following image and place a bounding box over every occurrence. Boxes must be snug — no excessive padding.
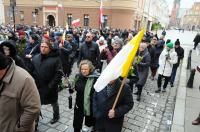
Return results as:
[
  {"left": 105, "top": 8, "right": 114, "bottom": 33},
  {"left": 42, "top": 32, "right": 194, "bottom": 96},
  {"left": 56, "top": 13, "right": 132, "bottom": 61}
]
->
[{"left": 171, "top": 51, "right": 188, "bottom": 132}]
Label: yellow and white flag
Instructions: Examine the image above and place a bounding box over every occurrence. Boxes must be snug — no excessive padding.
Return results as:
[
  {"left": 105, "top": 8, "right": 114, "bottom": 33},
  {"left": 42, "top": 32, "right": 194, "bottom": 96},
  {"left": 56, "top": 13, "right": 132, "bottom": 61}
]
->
[{"left": 94, "top": 29, "right": 145, "bottom": 92}]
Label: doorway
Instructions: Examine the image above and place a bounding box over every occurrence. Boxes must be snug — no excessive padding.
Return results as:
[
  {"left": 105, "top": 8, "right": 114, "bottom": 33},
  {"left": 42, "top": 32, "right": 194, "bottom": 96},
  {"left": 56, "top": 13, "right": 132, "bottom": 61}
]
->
[{"left": 47, "top": 15, "right": 55, "bottom": 27}]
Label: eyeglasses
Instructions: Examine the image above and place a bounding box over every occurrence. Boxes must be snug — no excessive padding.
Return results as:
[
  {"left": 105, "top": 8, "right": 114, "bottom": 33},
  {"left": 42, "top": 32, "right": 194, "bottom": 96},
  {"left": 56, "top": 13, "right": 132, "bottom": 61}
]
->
[{"left": 86, "top": 36, "right": 91, "bottom": 38}]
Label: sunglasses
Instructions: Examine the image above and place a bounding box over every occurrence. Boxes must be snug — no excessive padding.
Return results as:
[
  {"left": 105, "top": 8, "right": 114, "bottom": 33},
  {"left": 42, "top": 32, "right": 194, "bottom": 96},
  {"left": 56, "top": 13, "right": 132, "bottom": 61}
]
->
[{"left": 86, "top": 36, "right": 91, "bottom": 38}]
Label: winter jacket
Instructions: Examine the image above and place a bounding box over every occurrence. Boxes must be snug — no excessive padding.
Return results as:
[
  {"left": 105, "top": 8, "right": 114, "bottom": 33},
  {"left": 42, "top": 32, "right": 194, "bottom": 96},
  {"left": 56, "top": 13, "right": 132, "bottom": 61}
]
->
[
  {"left": 136, "top": 49, "right": 151, "bottom": 86},
  {"left": 73, "top": 72, "right": 99, "bottom": 129},
  {"left": 174, "top": 46, "right": 184, "bottom": 68},
  {"left": 78, "top": 41, "right": 100, "bottom": 68},
  {"left": 93, "top": 79, "right": 133, "bottom": 132},
  {"left": 31, "top": 49, "right": 63, "bottom": 104},
  {"left": 158, "top": 48, "right": 178, "bottom": 77},
  {"left": 0, "top": 60, "right": 41, "bottom": 132}
]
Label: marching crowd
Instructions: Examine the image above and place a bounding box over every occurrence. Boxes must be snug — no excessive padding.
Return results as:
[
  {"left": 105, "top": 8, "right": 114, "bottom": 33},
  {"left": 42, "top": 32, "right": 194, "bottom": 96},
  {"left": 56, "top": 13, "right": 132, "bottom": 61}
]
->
[{"left": 0, "top": 24, "right": 184, "bottom": 132}]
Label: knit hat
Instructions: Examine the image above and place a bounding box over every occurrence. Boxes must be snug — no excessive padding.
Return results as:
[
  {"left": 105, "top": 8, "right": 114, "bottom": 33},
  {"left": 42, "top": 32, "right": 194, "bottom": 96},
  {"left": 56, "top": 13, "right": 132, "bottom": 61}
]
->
[
  {"left": 55, "top": 32, "right": 63, "bottom": 36},
  {"left": 166, "top": 42, "right": 173, "bottom": 49},
  {"left": 66, "top": 33, "right": 73, "bottom": 38},
  {"left": 175, "top": 39, "right": 180, "bottom": 45},
  {"left": 18, "top": 30, "right": 25, "bottom": 36},
  {"left": 30, "top": 34, "right": 38, "bottom": 41}
]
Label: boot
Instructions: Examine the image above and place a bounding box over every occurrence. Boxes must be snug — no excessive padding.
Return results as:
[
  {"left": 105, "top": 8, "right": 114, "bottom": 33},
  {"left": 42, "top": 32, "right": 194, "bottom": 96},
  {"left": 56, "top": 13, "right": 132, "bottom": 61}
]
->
[
  {"left": 155, "top": 88, "right": 161, "bottom": 93},
  {"left": 192, "top": 116, "right": 200, "bottom": 125},
  {"left": 136, "top": 95, "right": 141, "bottom": 101},
  {"left": 162, "top": 88, "right": 166, "bottom": 92},
  {"left": 134, "top": 91, "right": 139, "bottom": 95},
  {"left": 50, "top": 115, "right": 60, "bottom": 124}
]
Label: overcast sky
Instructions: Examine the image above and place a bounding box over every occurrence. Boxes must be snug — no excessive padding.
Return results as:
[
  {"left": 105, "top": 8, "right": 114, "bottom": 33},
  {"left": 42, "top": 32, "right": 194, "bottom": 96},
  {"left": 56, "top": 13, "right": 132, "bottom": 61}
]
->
[{"left": 167, "top": 0, "right": 200, "bottom": 10}]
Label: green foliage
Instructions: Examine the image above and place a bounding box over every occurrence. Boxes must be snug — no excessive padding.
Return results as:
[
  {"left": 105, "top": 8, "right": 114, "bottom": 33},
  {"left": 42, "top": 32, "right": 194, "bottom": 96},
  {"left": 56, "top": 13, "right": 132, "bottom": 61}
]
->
[{"left": 151, "top": 23, "right": 162, "bottom": 30}]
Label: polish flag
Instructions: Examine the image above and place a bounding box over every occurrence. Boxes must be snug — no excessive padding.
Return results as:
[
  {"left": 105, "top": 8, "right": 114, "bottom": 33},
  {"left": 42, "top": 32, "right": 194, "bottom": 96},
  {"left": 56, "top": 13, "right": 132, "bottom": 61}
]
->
[
  {"left": 72, "top": 19, "right": 80, "bottom": 27},
  {"left": 99, "top": 0, "right": 103, "bottom": 29}
]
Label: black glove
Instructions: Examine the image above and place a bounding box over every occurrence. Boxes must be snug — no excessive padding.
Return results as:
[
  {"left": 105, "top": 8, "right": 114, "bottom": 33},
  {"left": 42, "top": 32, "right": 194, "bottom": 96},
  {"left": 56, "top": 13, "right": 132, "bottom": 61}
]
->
[{"left": 69, "top": 88, "right": 74, "bottom": 94}]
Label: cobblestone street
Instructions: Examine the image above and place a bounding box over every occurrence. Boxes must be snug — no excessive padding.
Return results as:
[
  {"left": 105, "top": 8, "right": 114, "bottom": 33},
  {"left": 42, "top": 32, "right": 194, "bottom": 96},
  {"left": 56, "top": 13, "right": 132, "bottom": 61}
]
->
[{"left": 37, "top": 63, "right": 180, "bottom": 132}]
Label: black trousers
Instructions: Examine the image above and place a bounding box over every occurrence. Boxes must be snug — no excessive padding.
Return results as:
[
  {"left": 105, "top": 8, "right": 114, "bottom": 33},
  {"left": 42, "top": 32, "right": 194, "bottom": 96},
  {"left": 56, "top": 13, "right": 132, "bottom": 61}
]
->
[
  {"left": 73, "top": 106, "right": 95, "bottom": 132},
  {"left": 157, "top": 74, "right": 170, "bottom": 89},
  {"left": 51, "top": 102, "right": 60, "bottom": 118},
  {"left": 136, "top": 84, "right": 143, "bottom": 95}
]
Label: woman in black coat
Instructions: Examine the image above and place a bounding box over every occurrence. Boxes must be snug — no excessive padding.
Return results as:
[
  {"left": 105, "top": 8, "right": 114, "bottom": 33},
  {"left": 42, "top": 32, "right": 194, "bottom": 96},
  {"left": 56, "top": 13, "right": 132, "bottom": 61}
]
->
[
  {"left": 93, "top": 78, "right": 134, "bottom": 132},
  {"left": 72, "top": 60, "right": 99, "bottom": 132},
  {"left": 31, "top": 39, "right": 63, "bottom": 124}
]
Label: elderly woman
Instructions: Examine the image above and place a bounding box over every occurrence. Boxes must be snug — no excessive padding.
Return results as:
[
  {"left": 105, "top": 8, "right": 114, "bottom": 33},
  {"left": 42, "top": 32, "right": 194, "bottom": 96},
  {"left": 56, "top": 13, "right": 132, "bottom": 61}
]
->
[
  {"left": 73, "top": 60, "right": 99, "bottom": 132},
  {"left": 134, "top": 43, "right": 151, "bottom": 101},
  {"left": 100, "top": 38, "right": 123, "bottom": 64}
]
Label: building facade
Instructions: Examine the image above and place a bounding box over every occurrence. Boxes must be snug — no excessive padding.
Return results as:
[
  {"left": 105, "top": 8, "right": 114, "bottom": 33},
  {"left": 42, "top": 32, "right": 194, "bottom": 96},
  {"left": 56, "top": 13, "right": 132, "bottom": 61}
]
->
[
  {"left": 3, "top": 0, "right": 170, "bottom": 30},
  {"left": 142, "top": 0, "right": 169, "bottom": 31},
  {"left": 3, "top": 0, "right": 143, "bottom": 29},
  {"left": 182, "top": 2, "right": 200, "bottom": 30}
]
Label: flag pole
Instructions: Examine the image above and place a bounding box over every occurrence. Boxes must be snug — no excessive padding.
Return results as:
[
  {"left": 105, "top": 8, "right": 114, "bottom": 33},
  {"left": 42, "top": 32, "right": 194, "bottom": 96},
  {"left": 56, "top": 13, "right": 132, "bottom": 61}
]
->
[{"left": 112, "top": 77, "right": 127, "bottom": 110}]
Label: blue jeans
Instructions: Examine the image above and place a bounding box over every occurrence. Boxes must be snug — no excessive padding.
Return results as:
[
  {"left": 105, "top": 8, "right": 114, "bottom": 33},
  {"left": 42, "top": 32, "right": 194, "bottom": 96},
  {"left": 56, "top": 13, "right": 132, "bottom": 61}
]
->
[{"left": 170, "top": 66, "right": 178, "bottom": 85}]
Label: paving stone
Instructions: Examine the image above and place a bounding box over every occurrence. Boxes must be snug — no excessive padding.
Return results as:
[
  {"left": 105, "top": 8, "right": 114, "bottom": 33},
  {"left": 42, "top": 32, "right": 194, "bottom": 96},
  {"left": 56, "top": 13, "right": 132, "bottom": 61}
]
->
[
  {"left": 56, "top": 124, "right": 69, "bottom": 131},
  {"left": 124, "top": 129, "right": 132, "bottom": 132},
  {"left": 45, "top": 128, "right": 59, "bottom": 132},
  {"left": 37, "top": 124, "right": 49, "bottom": 131},
  {"left": 37, "top": 62, "right": 179, "bottom": 132},
  {"left": 152, "top": 121, "right": 160, "bottom": 127}
]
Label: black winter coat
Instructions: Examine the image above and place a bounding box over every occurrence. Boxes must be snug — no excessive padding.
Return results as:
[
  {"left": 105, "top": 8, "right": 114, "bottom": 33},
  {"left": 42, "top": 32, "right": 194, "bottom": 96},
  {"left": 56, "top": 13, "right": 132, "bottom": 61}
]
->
[
  {"left": 73, "top": 72, "right": 99, "bottom": 129},
  {"left": 174, "top": 46, "right": 184, "bottom": 68},
  {"left": 78, "top": 41, "right": 100, "bottom": 68},
  {"left": 31, "top": 50, "right": 63, "bottom": 105},
  {"left": 93, "top": 79, "right": 133, "bottom": 132},
  {"left": 53, "top": 40, "right": 72, "bottom": 76}
]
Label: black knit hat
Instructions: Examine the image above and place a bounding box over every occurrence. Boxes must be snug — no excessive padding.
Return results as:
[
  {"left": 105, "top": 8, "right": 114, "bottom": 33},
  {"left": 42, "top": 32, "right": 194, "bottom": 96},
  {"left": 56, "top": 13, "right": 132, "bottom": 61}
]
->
[
  {"left": 175, "top": 39, "right": 180, "bottom": 45},
  {"left": 0, "top": 52, "right": 9, "bottom": 70}
]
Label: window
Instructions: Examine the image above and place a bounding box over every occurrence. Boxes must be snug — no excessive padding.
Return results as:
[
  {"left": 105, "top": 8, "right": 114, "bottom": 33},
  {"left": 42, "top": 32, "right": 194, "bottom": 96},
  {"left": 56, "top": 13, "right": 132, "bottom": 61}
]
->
[
  {"left": 19, "top": 11, "right": 24, "bottom": 22},
  {"left": 67, "top": 14, "right": 72, "bottom": 26},
  {"left": 103, "top": 15, "right": 108, "bottom": 28},
  {"left": 84, "top": 14, "right": 89, "bottom": 26}
]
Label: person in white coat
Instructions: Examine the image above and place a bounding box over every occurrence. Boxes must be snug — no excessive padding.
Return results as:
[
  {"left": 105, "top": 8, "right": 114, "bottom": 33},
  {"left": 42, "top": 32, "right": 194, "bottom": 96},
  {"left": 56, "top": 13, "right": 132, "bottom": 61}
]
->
[{"left": 155, "top": 42, "right": 178, "bottom": 93}]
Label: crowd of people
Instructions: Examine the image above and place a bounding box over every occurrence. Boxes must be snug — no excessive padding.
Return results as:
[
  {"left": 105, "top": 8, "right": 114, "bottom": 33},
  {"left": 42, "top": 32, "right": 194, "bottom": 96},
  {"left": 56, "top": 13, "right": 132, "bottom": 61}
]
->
[{"left": 0, "top": 24, "right": 185, "bottom": 132}]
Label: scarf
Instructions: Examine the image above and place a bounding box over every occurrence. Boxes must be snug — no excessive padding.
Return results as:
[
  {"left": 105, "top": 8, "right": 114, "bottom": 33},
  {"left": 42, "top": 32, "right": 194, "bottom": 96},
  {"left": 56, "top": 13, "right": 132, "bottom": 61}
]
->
[{"left": 83, "top": 77, "right": 95, "bottom": 116}]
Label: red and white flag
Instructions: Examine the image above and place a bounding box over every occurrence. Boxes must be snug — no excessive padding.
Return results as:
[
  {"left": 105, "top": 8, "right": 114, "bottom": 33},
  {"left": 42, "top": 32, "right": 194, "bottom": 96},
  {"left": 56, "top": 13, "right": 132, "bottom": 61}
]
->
[
  {"left": 72, "top": 19, "right": 80, "bottom": 27},
  {"left": 99, "top": 0, "right": 103, "bottom": 29}
]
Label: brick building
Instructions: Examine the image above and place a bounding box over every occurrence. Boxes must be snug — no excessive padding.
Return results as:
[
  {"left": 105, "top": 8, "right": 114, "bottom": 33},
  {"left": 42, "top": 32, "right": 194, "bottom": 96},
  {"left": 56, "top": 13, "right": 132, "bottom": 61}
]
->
[{"left": 3, "top": 0, "right": 147, "bottom": 30}]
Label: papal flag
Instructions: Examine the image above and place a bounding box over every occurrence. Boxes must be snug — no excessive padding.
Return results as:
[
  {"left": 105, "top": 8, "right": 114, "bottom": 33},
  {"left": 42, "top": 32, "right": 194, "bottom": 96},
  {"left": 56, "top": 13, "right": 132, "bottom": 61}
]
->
[{"left": 94, "top": 29, "right": 145, "bottom": 92}]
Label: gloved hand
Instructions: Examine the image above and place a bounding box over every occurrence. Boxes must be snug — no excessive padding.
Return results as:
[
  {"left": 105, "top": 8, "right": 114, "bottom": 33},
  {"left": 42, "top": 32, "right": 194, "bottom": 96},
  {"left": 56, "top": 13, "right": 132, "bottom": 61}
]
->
[{"left": 69, "top": 88, "right": 74, "bottom": 94}]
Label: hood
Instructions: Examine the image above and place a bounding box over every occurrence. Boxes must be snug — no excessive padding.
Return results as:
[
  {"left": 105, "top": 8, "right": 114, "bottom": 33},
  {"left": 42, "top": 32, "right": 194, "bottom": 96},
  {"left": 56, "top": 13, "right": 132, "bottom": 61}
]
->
[{"left": 0, "top": 40, "right": 17, "bottom": 57}]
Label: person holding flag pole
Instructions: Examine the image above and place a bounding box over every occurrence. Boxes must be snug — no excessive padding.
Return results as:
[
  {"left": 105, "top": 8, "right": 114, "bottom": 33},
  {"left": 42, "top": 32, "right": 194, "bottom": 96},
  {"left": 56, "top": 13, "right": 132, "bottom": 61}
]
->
[{"left": 93, "top": 29, "right": 145, "bottom": 132}]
